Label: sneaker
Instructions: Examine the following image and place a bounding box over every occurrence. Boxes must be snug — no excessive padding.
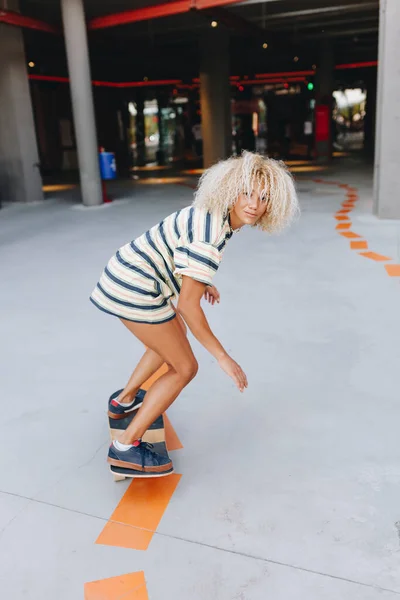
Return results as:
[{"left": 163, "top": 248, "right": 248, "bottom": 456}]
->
[
  {"left": 108, "top": 388, "right": 146, "bottom": 419},
  {"left": 107, "top": 441, "right": 173, "bottom": 474}
]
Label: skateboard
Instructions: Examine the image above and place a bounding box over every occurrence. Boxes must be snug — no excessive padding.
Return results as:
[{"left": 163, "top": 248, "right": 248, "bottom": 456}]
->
[{"left": 108, "top": 389, "right": 173, "bottom": 482}]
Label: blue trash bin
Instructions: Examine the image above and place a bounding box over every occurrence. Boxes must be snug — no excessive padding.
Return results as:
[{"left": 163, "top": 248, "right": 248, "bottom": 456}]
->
[{"left": 99, "top": 151, "right": 117, "bottom": 180}]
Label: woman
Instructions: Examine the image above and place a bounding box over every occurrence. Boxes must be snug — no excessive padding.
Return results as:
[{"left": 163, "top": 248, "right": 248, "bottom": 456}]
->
[{"left": 90, "top": 152, "right": 299, "bottom": 476}]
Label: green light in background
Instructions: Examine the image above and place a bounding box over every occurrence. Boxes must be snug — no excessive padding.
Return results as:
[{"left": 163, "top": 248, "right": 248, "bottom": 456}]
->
[{"left": 307, "top": 82, "right": 314, "bottom": 91}]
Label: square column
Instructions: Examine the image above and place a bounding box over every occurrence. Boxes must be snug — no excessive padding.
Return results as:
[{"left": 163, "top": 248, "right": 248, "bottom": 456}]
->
[
  {"left": 200, "top": 29, "right": 232, "bottom": 168},
  {"left": 373, "top": 0, "right": 400, "bottom": 218},
  {"left": 0, "top": 0, "right": 43, "bottom": 204},
  {"left": 61, "top": 0, "right": 102, "bottom": 206}
]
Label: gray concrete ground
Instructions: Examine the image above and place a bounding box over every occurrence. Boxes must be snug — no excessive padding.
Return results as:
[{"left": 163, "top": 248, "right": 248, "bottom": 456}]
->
[{"left": 1, "top": 166, "right": 400, "bottom": 599}]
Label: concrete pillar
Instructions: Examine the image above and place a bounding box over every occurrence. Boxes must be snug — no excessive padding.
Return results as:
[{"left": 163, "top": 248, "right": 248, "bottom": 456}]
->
[
  {"left": 135, "top": 92, "right": 146, "bottom": 167},
  {"left": 373, "top": 0, "right": 400, "bottom": 218},
  {"left": 315, "top": 40, "right": 334, "bottom": 163},
  {"left": 156, "top": 93, "right": 167, "bottom": 166},
  {"left": 363, "top": 73, "right": 377, "bottom": 160},
  {"left": 200, "top": 29, "right": 232, "bottom": 168},
  {"left": 61, "top": 0, "right": 102, "bottom": 206},
  {"left": 0, "top": 0, "right": 43, "bottom": 204}
]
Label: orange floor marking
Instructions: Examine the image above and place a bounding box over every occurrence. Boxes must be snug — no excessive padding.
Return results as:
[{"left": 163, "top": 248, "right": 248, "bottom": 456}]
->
[
  {"left": 164, "top": 413, "right": 183, "bottom": 450},
  {"left": 350, "top": 240, "right": 368, "bottom": 250},
  {"left": 342, "top": 202, "right": 355, "bottom": 208},
  {"left": 97, "top": 360, "right": 183, "bottom": 551},
  {"left": 141, "top": 363, "right": 168, "bottom": 391},
  {"left": 340, "top": 232, "right": 362, "bottom": 239},
  {"left": 337, "top": 208, "right": 352, "bottom": 214},
  {"left": 84, "top": 571, "right": 148, "bottom": 599},
  {"left": 97, "top": 473, "right": 182, "bottom": 550},
  {"left": 385, "top": 264, "right": 400, "bottom": 276},
  {"left": 336, "top": 222, "right": 352, "bottom": 230},
  {"left": 359, "top": 251, "right": 391, "bottom": 262},
  {"left": 141, "top": 364, "right": 184, "bottom": 449},
  {"left": 335, "top": 215, "right": 350, "bottom": 221}
]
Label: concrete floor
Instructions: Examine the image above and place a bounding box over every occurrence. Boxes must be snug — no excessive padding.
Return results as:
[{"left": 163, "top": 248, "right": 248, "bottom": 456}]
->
[{"left": 1, "top": 166, "right": 400, "bottom": 599}]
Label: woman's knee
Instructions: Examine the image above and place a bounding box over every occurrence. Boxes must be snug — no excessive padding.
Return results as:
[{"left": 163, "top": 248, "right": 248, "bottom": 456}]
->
[{"left": 177, "top": 357, "right": 198, "bottom": 384}]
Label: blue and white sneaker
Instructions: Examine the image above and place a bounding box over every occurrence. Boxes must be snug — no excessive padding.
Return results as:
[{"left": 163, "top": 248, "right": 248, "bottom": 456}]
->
[
  {"left": 108, "top": 441, "right": 173, "bottom": 475},
  {"left": 108, "top": 388, "right": 146, "bottom": 420}
]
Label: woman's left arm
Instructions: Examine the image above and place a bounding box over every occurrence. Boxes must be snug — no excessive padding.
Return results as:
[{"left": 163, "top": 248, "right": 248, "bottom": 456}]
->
[{"left": 177, "top": 276, "right": 247, "bottom": 392}]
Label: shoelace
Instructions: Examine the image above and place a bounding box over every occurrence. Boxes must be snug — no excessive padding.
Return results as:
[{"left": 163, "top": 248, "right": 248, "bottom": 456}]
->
[{"left": 138, "top": 442, "right": 162, "bottom": 468}]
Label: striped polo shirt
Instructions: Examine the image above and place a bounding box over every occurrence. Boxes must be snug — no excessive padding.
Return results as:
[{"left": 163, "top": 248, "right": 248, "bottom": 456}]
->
[{"left": 90, "top": 206, "right": 233, "bottom": 324}]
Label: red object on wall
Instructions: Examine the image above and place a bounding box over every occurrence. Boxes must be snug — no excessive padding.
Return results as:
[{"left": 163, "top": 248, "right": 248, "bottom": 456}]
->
[
  {"left": 315, "top": 105, "right": 330, "bottom": 143},
  {"left": 102, "top": 180, "right": 112, "bottom": 203}
]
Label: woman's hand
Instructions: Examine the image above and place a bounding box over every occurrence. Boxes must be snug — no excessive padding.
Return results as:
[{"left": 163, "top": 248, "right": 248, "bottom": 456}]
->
[
  {"left": 218, "top": 354, "right": 248, "bottom": 393},
  {"left": 204, "top": 285, "right": 220, "bottom": 305}
]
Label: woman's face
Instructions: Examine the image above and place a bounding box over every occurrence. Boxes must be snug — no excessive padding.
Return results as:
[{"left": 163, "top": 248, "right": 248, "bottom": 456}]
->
[{"left": 230, "top": 189, "right": 268, "bottom": 228}]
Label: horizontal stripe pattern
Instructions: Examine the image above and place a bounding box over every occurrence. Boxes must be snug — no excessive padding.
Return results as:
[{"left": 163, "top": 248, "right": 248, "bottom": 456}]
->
[{"left": 90, "top": 206, "right": 232, "bottom": 323}]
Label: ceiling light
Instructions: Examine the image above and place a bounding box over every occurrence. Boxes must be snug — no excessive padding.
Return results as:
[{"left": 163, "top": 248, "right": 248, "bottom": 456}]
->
[
  {"left": 211, "top": 20, "right": 218, "bottom": 28},
  {"left": 294, "top": 56, "right": 299, "bottom": 63},
  {"left": 262, "top": 42, "right": 268, "bottom": 49},
  {"left": 28, "top": 61, "right": 35, "bottom": 68}
]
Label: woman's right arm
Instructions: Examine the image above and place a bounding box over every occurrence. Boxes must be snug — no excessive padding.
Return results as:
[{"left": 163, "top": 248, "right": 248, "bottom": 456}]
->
[{"left": 177, "top": 276, "right": 248, "bottom": 392}]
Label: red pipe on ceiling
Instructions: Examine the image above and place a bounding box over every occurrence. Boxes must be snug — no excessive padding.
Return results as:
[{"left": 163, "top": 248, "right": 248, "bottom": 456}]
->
[
  {"left": 0, "top": 10, "right": 59, "bottom": 34},
  {"left": 255, "top": 70, "right": 314, "bottom": 79},
  {"left": 29, "top": 75, "right": 69, "bottom": 83},
  {"left": 29, "top": 74, "right": 307, "bottom": 88},
  {"left": 239, "top": 77, "right": 307, "bottom": 86},
  {"left": 89, "top": 0, "right": 242, "bottom": 30},
  {"left": 335, "top": 61, "right": 378, "bottom": 70},
  {"left": 92, "top": 79, "right": 182, "bottom": 88},
  {"left": 29, "top": 61, "right": 377, "bottom": 89},
  {"left": 29, "top": 74, "right": 183, "bottom": 88}
]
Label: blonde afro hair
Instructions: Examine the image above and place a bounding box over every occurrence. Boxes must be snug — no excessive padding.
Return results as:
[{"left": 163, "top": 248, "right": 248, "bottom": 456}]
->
[{"left": 193, "top": 151, "right": 299, "bottom": 233}]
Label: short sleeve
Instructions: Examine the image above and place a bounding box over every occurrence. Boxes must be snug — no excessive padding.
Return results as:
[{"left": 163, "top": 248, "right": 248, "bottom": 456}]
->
[{"left": 173, "top": 240, "right": 221, "bottom": 286}]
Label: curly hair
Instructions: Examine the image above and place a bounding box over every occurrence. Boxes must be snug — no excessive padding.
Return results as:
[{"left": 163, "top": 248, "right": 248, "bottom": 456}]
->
[{"left": 193, "top": 151, "right": 299, "bottom": 233}]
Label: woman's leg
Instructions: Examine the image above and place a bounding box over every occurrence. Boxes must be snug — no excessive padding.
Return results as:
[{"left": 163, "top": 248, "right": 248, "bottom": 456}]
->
[
  {"left": 116, "top": 311, "right": 187, "bottom": 404},
  {"left": 117, "top": 348, "right": 164, "bottom": 404},
  {"left": 118, "top": 314, "right": 196, "bottom": 445}
]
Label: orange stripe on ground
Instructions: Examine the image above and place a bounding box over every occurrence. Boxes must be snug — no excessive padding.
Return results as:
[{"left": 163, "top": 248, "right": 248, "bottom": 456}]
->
[
  {"left": 164, "top": 413, "right": 183, "bottom": 450},
  {"left": 141, "top": 363, "right": 169, "bottom": 391},
  {"left": 385, "top": 264, "right": 400, "bottom": 276},
  {"left": 359, "top": 251, "right": 391, "bottom": 262},
  {"left": 335, "top": 215, "right": 350, "bottom": 221},
  {"left": 313, "top": 178, "right": 339, "bottom": 184},
  {"left": 97, "top": 474, "right": 182, "bottom": 550},
  {"left": 340, "top": 232, "right": 362, "bottom": 239},
  {"left": 342, "top": 202, "right": 355, "bottom": 208},
  {"left": 336, "top": 222, "right": 352, "bottom": 230},
  {"left": 141, "top": 364, "right": 184, "bottom": 449},
  {"left": 84, "top": 571, "right": 148, "bottom": 599},
  {"left": 350, "top": 240, "right": 368, "bottom": 250},
  {"left": 337, "top": 208, "right": 352, "bottom": 214}
]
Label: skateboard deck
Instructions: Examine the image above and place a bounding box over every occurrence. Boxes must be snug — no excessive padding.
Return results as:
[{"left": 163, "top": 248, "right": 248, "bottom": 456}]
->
[{"left": 108, "top": 389, "right": 173, "bottom": 481}]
